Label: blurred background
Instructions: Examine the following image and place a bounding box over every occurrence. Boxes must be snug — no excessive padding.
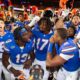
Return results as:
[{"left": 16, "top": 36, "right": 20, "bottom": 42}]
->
[{"left": 1, "top": 0, "right": 80, "bottom": 8}]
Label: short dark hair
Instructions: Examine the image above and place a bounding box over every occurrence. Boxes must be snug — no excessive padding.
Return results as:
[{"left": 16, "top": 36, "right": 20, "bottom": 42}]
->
[
  {"left": 13, "top": 27, "right": 23, "bottom": 40},
  {"left": 38, "top": 17, "right": 52, "bottom": 31},
  {"left": 69, "top": 25, "right": 76, "bottom": 36},
  {"left": 56, "top": 28, "right": 68, "bottom": 40},
  {"left": 43, "top": 10, "right": 53, "bottom": 18},
  {"left": 18, "top": 13, "right": 23, "bottom": 17}
]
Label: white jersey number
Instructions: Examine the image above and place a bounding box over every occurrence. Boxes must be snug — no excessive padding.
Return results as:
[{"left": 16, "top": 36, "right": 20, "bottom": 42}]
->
[
  {"left": 37, "top": 38, "right": 48, "bottom": 50},
  {"left": 16, "top": 54, "right": 28, "bottom": 63}
]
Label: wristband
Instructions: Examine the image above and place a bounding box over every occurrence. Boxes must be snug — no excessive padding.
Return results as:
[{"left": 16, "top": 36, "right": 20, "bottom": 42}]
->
[
  {"left": 7, "top": 64, "right": 12, "bottom": 70},
  {"left": 47, "top": 42, "right": 54, "bottom": 53}
]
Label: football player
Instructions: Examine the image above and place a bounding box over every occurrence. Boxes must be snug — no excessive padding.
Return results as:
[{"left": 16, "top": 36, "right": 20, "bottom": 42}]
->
[
  {"left": 27, "top": 9, "right": 53, "bottom": 28},
  {"left": 74, "top": 31, "right": 80, "bottom": 80},
  {"left": 2, "top": 27, "right": 35, "bottom": 80},
  {"left": 31, "top": 17, "right": 54, "bottom": 80},
  {"left": 67, "top": 25, "right": 76, "bottom": 40},
  {"left": 0, "top": 18, "right": 14, "bottom": 80},
  {"left": 65, "top": 14, "right": 80, "bottom": 34},
  {"left": 47, "top": 28, "right": 79, "bottom": 80},
  {"left": 15, "top": 13, "right": 24, "bottom": 28}
]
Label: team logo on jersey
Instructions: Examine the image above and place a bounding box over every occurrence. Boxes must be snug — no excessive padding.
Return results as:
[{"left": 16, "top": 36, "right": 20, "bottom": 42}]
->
[
  {"left": 5, "top": 39, "right": 12, "bottom": 44},
  {"left": 10, "top": 46, "right": 15, "bottom": 49}
]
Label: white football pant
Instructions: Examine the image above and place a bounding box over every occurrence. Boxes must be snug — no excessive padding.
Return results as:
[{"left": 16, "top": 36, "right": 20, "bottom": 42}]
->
[{"left": 57, "top": 67, "right": 79, "bottom": 80}]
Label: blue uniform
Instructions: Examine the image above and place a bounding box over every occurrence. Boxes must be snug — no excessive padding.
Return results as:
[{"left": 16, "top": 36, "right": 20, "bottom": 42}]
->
[
  {"left": 65, "top": 21, "right": 80, "bottom": 34},
  {"left": 0, "top": 31, "right": 14, "bottom": 43},
  {"left": 4, "top": 40, "right": 34, "bottom": 65},
  {"left": 68, "top": 37, "right": 74, "bottom": 41},
  {"left": 64, "top": 21, "right": 72, "bottom": 28},
  {"left": 0, "top": 31, "right": 14, "bottom": 61},
  {"left": 15, "top": 21, "right": 24, "bottom": 27},
  {"left": 55, "top": 43, "right": 60, "bottom": 55},
  {"left": 57, "top": 40, "right": 79, "bottom": 71},
  {"left": 24, "top": 21, "right": 30, "bottom": 25},
  {"left": 32, "top": 25, "right": 54, "bottom": 61}
]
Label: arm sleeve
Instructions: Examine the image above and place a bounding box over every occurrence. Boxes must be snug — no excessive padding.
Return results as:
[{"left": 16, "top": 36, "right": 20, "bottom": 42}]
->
[
  {"left": 59, "top": 46, "right": 76, "bottom": 60},
  {"left": 28, "top": 38, "right": 35, "bottom": 53},
  {"left": 47, "top": 42, "right": 54, "bottom": 53},
  {"left": 60, "top": 53, "right": 74, "bottom": 61},
  {"left": 28, "top": 16, "right": 40, "bottom": 27}
]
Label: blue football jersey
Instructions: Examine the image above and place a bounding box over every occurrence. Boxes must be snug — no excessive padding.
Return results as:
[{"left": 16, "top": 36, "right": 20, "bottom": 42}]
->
[
  {"left": 65, "top": 21, "right": 80, "bottom": 34},
  {"left": 0, "top": 31, "right": 14, "bottom": 43},
  {"left": 24, "top": 21, "right": 30, "bottom": 25},
  {"left": 15, "top": 21, "right": 24, "bottom": 27},
  {"left": 58, "top": 40, "right": 79, "bottom": 71},
  {"left": 0, "top": 31, "right": 14, "bottom": 59},
  {"left": 64, "top": 21, "right": 72, "bottom": 28},
  {"left": 4, "top": 40, "right": 34, "bottom": 65},
  {"left": 32, "top": 25, "right": 54, "bottom": 61},
  {"left": 55, "top": 43, "right": 60, "bottom": 55}
]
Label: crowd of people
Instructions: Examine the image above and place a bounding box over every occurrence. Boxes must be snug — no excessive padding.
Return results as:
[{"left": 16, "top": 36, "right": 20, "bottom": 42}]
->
[{"left": 0, "top": 2, "right": 80, "bottom": 80}]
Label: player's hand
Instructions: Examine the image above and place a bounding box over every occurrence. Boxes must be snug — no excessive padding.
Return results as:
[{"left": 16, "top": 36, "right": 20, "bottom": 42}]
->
[
  {"left": 50, "top": 36, "right": 55, "bottom": 43},
  {"left": 9, "top": 67, "right": 22, "bottom": 77},
  {"left": 12, "top": 69, "right": 22, "bottom": 77},
  {"left": 25, "top": 25, "right": 31, "bottom": 31},
  {"left": 23, "top": 60, "right": 32, "bottom": 69},
  {"left": 17, "top": 73, "right": 27, "bottom": 80}
]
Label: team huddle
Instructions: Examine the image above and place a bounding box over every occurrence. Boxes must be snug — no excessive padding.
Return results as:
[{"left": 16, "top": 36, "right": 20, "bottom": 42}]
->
[{"left": 0, "top": 5, "right": 80, "bottom": 80}]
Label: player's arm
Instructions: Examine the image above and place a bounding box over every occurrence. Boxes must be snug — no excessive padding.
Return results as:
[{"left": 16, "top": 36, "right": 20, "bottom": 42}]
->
[
  {"left": 47, "top": 42, "right": 66, "bottom": 67},
  {"left": 46, "top": 54, "right": 66, "bottom": 67},
  {"left": 25, "top": 16, "right": 40, "bottom": 30},
  {"left": 47, "top": 35, "right": 57, "bottom": 57},
  {"left": 48, "top": 42, "right": 57, "bottom": 57},
  {"left": 28, "top": 16, "right": 40, "bottom": 28},
  {"left": 2, "top": 51, "right": 22, "bottom": 77},
  {"left": 46, "top": 46, "right": 74, "bottom": 67},
  {"left": 24, "top": 38, "right": 35, "bottom": 69},
  {"left": 29, "top": 50, "right": 35, "bottom": 62},
  {"left": 47, "top": 41, "right": 58, "bottom": 72},
  {"left": 24, "top": 51, "right": 35, "bottom": 69}
]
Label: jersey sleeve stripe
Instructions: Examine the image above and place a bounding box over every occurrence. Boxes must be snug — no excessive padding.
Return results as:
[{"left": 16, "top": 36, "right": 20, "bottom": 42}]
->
[
  {"left": 60, "top": 53, "right": 74, "bottom": 61},
  {"left": 62, "top": 47, "right": 77, "bottom": 52}
]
